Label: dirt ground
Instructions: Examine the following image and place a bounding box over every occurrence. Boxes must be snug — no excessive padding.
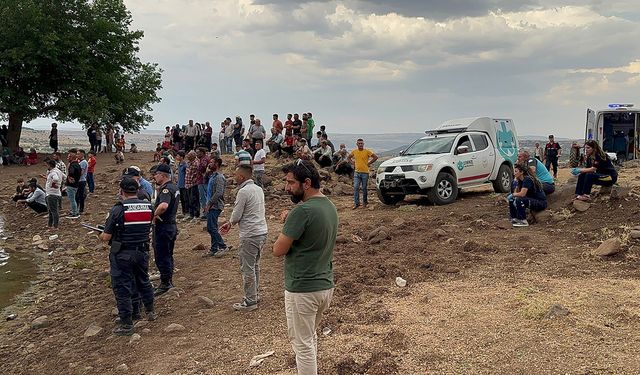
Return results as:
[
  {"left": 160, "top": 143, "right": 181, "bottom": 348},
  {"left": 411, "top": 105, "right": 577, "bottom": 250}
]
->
[{"left": 2, "top": 151, "right": 640, "bottom": 375}]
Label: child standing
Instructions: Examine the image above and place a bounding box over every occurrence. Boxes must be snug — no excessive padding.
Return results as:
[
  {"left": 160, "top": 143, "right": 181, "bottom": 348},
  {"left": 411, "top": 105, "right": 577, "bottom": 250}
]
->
[{"left": 87, "top": 151, "right": 97, "bottom": 193}]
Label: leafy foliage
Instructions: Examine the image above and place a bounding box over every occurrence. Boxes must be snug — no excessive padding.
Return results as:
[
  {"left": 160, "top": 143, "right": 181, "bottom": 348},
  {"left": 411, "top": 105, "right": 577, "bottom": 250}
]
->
[{"left": 0, "top": 0, "right": 162, "bottom": 147}]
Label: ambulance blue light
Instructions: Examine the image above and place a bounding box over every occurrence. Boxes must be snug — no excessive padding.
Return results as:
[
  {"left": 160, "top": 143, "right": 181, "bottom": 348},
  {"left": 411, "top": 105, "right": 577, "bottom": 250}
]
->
[{"left": 608, "top": 103, "right": 634, "bottom": 108}]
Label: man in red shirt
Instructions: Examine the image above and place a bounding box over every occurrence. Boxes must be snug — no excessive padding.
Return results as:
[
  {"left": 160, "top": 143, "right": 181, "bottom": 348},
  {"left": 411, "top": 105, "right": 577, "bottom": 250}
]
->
[
  {"left": 87, "top": 151, "right": 97, "bottom": 193},
  {"left": 284, "top": 113, "right": 293, "bottom": 136},
  {"left": 273, "top": 114, "right": 283, "bottom": 135}
]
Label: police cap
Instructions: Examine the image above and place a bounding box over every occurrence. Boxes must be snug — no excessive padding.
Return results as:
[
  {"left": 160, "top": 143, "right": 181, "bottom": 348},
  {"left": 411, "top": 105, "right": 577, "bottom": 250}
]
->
[
  {"left": 120, "top": 177, "right": 139, "bottom": 193},
  {"left": 155, "top": 164, "right": 171, "bottom": 175}
]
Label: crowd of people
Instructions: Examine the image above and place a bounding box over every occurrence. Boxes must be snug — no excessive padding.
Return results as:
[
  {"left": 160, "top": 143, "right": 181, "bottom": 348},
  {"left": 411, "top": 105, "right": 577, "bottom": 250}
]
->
[{"left": 4, "top": 119, "right": 624, "bottom": 375}]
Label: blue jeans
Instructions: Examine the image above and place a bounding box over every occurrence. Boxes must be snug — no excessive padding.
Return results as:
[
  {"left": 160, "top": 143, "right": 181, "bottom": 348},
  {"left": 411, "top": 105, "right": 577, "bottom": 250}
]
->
[
  {"left": 198, "top": 184, "right": 207, "bottom": 215},
  {"left": 66, "top": 186, "right": 78, "bottom": 216},
  {"left": 509, "top": 197, "right": 547, "bottom": 220},
  {"left": 206, "top": 209, "right": 226, "bottom": 252},
  {"left": 353, "top": 172, "right": 369, "bottom": 206},
  {"left": 87, "top": 172, "right": 95, "bottom": 193},
  {"left": 225, "top": 137, "right": 233, "bottom": 153}
]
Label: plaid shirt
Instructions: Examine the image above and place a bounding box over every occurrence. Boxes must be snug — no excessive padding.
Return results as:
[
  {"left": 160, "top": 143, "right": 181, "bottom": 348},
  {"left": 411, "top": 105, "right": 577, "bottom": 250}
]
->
[
  {"left": 185, "top": 160, "right": 198, "bottom": 188},
  {"left": 195, "top": 155, "right": 209, "bottom": 185}
]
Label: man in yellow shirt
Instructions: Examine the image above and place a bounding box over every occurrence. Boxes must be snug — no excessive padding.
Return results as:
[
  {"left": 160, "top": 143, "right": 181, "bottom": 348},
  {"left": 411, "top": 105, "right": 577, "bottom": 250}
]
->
[{"left": 348, "top": 139, "right": 378, "bottom": 209}]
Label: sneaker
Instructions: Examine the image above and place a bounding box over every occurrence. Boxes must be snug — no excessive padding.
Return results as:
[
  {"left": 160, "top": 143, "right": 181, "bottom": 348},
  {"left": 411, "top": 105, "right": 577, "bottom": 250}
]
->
[
  {"left": 113, "top": 324, "right": 134, "bottom": 336},
  {"left": 214, "top": 246, "right": 232, "bottom": 257},
  {"left": 203, "top": 250, "right": 218, "bottom": 257},
  {"left": 66, "top": 214, "right": 80, "bottom": 219},
  {"left": 509, "top": 218, "right": 517, "bottom": 224},
  {"left": 352, "top": 205, "right": 360, "bottom": 210},
  {"left": 512, "top": 219, "right": 529, "bottom": 227},
  {"left": 233, "top": 300, "right": 258, "bottom": 312},
  {"left": 576, "top": 194, "right": 591, "bottom": 202}
]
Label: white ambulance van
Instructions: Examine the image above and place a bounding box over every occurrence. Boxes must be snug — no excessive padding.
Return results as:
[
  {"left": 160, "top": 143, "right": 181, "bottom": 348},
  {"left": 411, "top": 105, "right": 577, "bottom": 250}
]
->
[
  {"left": 585, "top": 104, "right": 639, "bottom": 161},
  {"left": 376, "top": 117, "right": 518, "bottom": 205}
]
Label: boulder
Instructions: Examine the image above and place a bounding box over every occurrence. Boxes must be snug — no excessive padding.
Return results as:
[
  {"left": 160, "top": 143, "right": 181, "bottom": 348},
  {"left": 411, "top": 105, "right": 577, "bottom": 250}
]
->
[
  {"left": 547, "top": 183, "right": 577, "bottom": 210},
  {"left": 545, "top": 304, "right": 570, "bottom": 319},
  {"left": 83, "top": 324, "right": 102, "bottom": 338},
  {"left": 335, "top": 235, "right": 349, "bottom": 244},
  {"left": 592, "top": 238, "right": 622, "bottom": 256},
  {"left": 572, "top": 200, "right": 591, "bottom": 212},
  {"left": 197, "top": 296, "right": 215, "bottom": 308},
  {"left": 391, "top": 218, "right": 406, "bottom": 227},
  {"left": 31, "top": 316, "right": 50, "bottom": 330},
  {"left": 164, "top": 323, "right": 186, "bottom": 333},
  {"left": 531, "top": 210, "right": 552, "bottom": 223},
  {"left": 630, "top": 230, "right": 640, "bottom": 240},
  {"left": 433, "top": 229, "right": 447, "bottom": 238}
]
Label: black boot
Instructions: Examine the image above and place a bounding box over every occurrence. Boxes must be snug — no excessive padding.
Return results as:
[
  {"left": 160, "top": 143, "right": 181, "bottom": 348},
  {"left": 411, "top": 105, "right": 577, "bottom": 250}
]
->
[
  {"left": 154, "top": 278, "right": 174, "bottom": 296},
  {"left": 145, "top": 303, "right": 158, "bottom": 321},
  {"left": 113, "top": 318, "right": 134, "bottom": 336}
]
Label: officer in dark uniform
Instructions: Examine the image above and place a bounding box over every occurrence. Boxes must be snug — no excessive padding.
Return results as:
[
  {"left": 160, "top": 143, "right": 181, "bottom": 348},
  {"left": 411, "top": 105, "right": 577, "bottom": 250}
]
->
[
  {"left": 99, "top": 177, "right": 157, "bottom": 335},
  {"left": 151, "top": 163, "right": 179, "bottom": 295}
]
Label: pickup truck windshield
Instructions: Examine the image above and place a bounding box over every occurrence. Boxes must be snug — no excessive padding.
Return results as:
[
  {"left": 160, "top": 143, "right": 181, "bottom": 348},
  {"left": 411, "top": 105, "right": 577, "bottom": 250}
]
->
[{"left": 403, "top": 136, "right": 456, "bottom": 156}]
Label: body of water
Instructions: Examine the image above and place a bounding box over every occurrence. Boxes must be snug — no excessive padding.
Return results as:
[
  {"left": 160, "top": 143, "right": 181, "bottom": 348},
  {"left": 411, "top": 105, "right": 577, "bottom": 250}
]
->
[{"left": 0, "top": 216, "right": 37, "bottom": 309}]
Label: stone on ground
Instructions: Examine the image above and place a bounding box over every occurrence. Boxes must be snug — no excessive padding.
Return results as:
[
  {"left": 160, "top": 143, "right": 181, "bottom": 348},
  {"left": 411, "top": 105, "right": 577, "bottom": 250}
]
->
[
  {"left": 198, "top": 296, "right": 215, "bottom": 308},
  {"left": 164, "top": 323, "right": 186, "bottom": 333},
  {"left": 572, "top": 200, "right": 591, "bottom": 212},
  {"left": 592, "top": 238, "right": 622, "bottom": 256},
  {"left": 83, "top": 324, "right": 102, "bottom": 338},
  {"left": 129, "top": 333, "right": 141, "bottom": 344},
  {"left": 545, "top": 304, "right": 570, "bottom": 319},
  {"left": 31, "top": 315, "right": 50, "bottom": 329}
]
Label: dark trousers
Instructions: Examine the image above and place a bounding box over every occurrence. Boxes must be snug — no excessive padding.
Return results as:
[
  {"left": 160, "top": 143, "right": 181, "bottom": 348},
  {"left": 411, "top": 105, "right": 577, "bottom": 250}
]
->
[
  {"left": 27, "top": 201, "right": 48, "bottom": 213},
  {"left": 334, "top": 162, "right": 354, "bottom": 176},
  {"left": 76, "top": 181, "right": 87, "bottom": 213},
  {"left": 509, "top": 197, "right": 547, "bottom": 220},
  {"left": 179, "top": 187, "right": 188, "bottom": 215},
  {"left": 110, "top": 248, "right": 154, "bottom": 325},
  {"left": 46, "top": 195, "right": 61, "bottom": 228},
  {"left": 575, "top": 173, "right": 616, "bottom": 195},
  {"left": 153, "top": 224, "right": 177, "bottom": 284},
  {"left": 207, "top": 209, "right": 226, "bottom": 252},
  {"left": 87, "top": 172, "right": 95, "bottom": 193},
  {"left": 187, "top": 186, "right": 200, "bottom": 218},
  {"left": 50, "top": 139, "right": 58, "bottom": 152},
  {"left": 315, "top": 154, "right": 332, "bottom": 167},
  {"left": 545, "top": 157, "right": 559, "bottom": 177},
  {"left": 185, "top": 136, "right": 194, "bottom": 151}
]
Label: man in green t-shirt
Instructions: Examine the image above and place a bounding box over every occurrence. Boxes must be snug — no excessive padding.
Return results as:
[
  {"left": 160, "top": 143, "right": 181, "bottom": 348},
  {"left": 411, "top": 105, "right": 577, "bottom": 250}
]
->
[
  {"left": 273, "top": 160, "right": 337, "bottom": 375},
  {"left": 306, "top": 112, "right": 315, "bottom": 144}
]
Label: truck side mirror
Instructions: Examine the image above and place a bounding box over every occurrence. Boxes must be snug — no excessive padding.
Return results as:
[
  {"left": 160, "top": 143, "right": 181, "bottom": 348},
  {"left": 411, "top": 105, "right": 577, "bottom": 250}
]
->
[
  {"left": 399, "top": 149, "right": 405, "bottom": 156},
  {"left": 456, "top": 145, "right": 469, "bottom": 155}
]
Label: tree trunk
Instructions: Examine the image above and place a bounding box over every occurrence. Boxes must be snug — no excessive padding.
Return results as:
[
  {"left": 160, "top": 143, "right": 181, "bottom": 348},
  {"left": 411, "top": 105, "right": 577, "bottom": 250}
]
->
[{"left": 7, "top": 113, "right": 24, "bottom": 151}]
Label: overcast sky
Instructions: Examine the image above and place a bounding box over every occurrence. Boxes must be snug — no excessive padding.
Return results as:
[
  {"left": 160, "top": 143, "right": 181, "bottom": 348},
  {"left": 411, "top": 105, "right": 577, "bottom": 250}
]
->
[{"left": 29, "top": 0, "right": 640, "bottom": 138}]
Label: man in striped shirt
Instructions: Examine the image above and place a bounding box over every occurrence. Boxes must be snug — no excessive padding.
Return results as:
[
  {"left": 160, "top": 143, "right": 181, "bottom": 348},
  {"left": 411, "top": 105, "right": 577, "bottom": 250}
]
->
[{"left": 235, "top": 139, "right": 253, "bottom": 167}]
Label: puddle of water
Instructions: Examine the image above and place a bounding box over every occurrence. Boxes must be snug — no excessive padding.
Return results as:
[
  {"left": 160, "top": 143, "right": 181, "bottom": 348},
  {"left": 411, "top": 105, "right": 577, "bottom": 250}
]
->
[{"left": 0, "top": 216, "right": 37, "bottom": 309}]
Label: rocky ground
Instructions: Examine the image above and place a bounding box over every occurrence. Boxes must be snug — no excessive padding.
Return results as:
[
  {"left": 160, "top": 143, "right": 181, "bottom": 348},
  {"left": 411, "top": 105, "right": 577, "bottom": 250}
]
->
[{"left": 2, "top": 152, "right": 640, "bottom": 374}]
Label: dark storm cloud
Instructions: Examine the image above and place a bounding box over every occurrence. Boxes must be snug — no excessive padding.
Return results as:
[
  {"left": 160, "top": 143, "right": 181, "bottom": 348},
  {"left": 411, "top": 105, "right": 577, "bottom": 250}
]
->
[{"left": 254, "top": 0, "right": 541, "bottom": 19}]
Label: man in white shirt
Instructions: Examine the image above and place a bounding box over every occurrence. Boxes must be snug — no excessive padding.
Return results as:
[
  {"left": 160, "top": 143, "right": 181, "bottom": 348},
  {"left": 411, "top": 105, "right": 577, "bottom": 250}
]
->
[
  {"left": 45, "top": 159, "right": 62, "bottom": 228},
  {"left": 313, "top": 140, "right": 333, "bottom": 167},
  {"left": 220, "top": 165, "right": 268, "bottom": 311},
  {"left": 252, "top": 140, "right": 267, "bottom": 188}
]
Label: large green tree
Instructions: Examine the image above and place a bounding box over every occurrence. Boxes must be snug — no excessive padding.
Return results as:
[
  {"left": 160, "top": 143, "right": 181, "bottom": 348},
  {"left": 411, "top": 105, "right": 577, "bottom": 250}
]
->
[{"left": 0, "top": 0, "right": 162, "bottom": 150}]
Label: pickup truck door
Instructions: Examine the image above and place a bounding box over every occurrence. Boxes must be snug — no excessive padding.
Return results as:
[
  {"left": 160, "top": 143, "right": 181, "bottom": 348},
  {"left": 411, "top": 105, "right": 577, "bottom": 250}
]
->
[
  {"left": 469, "top": 133, "right": 494, "bottom": 181},
  {"left": 452, "top": 135, "right": 485, "bottom": 185}
]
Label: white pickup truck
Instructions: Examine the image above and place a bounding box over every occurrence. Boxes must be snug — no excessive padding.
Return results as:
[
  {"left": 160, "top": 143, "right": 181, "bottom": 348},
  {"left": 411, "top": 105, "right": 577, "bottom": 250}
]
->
[{"left": 376, "top": 117, "right": 519, "bottom": 205}]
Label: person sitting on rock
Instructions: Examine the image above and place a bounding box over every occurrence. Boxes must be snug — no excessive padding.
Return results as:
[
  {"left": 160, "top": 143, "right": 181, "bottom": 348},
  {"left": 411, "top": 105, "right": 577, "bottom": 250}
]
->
[
  {"left": 508, "top": 163, "right": 547, "bottom": 227},
  {"left": 574, "top": 140, "right": 618, "bottom": 202},
  {"left": 333, "top": 144, "right": 353, "bottom": 176},
  {"left": 12, "top": 178, "right": 29, "bottom": 202},
  {"left": 313, "top": 140, "right": 333, "bottom": 167},
  {"left": 25, "top": 148, "right": 38, "bottom": 166},
  {"left": 16, "top": 182, "right": 48, "bottom": 213},
  {"left": 295, "top": 138, "right": 313, "bottom": 161},
  {"left": 518, "top": 150, "right": 555, "bottom": 195},
  {"left": 130, "top": 143, "right": 138, "bottom": 153}
]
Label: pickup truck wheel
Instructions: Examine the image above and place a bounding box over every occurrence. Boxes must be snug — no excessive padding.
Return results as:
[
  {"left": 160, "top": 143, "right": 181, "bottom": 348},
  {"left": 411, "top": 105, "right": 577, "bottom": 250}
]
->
[
  {"left": 427, "top": 172, "right": 458, "bottom": 205},
  {"left": 376, "top": 188, "right": 405, "bottom": 205},
  {"left": 492, "top": 164, "right": 513, "bottom": 193}
]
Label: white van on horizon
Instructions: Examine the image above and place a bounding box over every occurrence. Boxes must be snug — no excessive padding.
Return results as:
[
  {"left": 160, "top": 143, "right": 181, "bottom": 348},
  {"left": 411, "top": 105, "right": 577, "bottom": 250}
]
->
[{"left": 376, "top": 117, "right": 518, "bottom": 205}]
